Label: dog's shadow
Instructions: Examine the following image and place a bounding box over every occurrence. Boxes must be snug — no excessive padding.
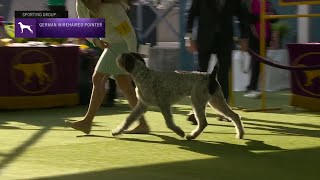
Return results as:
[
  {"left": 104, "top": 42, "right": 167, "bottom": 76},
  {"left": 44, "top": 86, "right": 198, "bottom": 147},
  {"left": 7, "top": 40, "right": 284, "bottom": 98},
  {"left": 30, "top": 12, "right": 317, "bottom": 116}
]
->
[{"left": 113, "top": 133, "right": 283, "bottom": 157}]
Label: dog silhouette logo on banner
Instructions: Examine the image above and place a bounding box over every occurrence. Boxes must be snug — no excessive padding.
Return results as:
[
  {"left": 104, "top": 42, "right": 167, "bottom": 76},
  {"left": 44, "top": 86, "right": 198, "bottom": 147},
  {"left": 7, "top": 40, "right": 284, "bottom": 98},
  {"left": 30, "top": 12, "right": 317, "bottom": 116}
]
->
[
  {"left": 15, "top": 19, "right": 36, "bottom": 38},
  {"left": 303, "top": 69, "right": 320, "bottom": 87},
  {"left": 17, "top": 22, "right": 34, "bottom": 34},
  {"left": 11, "top": 50, "right": 57, "bottom": 94},
  {"left": 13, "top": 62, "right": 52, "bottom": 85},
  {"left": 293, "top": 52, "right": 320, "bottom": 97}
]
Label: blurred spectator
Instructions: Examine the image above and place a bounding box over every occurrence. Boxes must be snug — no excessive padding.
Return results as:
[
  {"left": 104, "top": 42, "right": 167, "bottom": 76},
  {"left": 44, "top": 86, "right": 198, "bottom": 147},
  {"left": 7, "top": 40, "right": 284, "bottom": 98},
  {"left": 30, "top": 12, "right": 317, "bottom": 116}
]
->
[
  {"left": 244, "top": 0, "right": 277, "bottom": 98},
  {"left": 186, "top": 0, "right": 249, "bottom": 101},
  {"left": 185, "top": 0, "right": 249, "bottom": 123}
]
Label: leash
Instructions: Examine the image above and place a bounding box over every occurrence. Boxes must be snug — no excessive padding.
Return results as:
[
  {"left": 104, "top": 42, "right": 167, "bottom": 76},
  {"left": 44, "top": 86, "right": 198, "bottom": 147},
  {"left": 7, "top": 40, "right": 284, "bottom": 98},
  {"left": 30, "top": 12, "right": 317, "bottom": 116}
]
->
[
  {"left": 106, "top": 46, "right": 118, "bottom": 56},
  {"left": 248, "top": 49, "right": 320, "bottom": 71}
]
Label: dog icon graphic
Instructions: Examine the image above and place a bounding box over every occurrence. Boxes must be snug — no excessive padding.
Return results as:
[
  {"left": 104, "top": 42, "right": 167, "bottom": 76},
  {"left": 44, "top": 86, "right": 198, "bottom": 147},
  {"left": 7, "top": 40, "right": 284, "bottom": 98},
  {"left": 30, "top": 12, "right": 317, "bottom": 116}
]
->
[{"left": 17, "top": 22, "right": 34, "bottom": 34}]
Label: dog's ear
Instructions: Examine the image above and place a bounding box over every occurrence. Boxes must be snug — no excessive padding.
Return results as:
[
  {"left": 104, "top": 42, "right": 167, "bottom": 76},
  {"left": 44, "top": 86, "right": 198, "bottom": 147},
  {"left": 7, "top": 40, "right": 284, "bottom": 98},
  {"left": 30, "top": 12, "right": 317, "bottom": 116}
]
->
[
  {"left": 129, "top": 52, "right": 146, "bottom": 65},
  {"left": 121, "top": 53, "right": 136, "bottom": 73}
]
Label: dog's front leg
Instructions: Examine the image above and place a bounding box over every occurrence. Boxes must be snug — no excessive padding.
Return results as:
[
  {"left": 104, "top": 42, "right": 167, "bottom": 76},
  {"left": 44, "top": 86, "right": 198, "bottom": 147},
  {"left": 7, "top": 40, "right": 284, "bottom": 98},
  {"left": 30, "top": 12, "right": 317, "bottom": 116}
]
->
[
  {"left": 159, "top": 105, "right": 185, "bottom": 138},
  {"left": 111, "top": 100, "right": 148, "bottom": 136}
]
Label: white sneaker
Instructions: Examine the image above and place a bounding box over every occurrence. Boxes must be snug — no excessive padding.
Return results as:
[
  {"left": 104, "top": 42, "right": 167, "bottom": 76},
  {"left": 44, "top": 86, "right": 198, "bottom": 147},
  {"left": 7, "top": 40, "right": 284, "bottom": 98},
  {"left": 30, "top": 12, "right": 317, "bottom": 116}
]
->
[{"left": 244, "top": 91, "right": 262, "bottom": 98}]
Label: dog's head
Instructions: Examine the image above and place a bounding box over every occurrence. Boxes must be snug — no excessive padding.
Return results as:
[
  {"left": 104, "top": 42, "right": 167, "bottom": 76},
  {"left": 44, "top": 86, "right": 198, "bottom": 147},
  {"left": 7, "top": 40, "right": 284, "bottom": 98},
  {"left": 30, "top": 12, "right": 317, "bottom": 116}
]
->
[
  {"left": 116, "top": 52, "right": 147, "bottom": 73},
  {"left": 18, "top": 22, "right": 22, "bottom": 25}
]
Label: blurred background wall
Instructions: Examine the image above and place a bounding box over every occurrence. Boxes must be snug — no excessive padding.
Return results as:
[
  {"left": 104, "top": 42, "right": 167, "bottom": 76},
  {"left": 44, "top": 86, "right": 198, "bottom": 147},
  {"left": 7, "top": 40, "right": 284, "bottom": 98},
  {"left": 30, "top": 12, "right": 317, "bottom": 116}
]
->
[{"left": 1, "top": 0, "right": 319, "bottom": 43}]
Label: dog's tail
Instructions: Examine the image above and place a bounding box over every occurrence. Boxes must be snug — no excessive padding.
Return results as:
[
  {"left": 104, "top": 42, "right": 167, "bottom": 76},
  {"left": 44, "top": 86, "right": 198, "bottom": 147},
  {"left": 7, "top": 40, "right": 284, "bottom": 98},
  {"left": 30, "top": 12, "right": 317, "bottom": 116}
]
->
[{"left": 208, "top": 62, "right": 219, "bottom": 94}]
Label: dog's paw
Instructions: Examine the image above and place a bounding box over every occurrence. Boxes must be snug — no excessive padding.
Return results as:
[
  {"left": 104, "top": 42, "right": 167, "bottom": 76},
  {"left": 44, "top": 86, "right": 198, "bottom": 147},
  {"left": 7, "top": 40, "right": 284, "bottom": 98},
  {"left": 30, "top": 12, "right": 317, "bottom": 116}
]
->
[
  {"left": 186, "top": 134, "right": 195, "bottom": 140},
  {"left": 111, "top": 129, "right": 123, "bottom": 136},
  {"left": 178, "top": 131, "right": 185, "bottom": 138},
  {"left": 236, "top": 133, "right": 244, "bottom": 139},
  {"left": 174, "top": 128, "right": 185, "bottom": 138}
]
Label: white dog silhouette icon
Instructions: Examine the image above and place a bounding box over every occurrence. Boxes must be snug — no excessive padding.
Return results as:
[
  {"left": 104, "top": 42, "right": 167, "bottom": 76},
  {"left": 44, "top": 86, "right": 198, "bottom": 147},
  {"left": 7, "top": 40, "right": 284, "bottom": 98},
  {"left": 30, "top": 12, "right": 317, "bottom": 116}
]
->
[{"left": 18, "top": 22, "right": 34, "bottom": 34}]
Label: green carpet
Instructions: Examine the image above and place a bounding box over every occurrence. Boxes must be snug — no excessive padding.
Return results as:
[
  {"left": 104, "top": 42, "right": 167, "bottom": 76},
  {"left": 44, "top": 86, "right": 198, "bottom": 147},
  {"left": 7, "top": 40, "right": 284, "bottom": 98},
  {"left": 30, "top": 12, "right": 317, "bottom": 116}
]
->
[{"left": 0, "top": 91, "right": 319, "bottom": 180}]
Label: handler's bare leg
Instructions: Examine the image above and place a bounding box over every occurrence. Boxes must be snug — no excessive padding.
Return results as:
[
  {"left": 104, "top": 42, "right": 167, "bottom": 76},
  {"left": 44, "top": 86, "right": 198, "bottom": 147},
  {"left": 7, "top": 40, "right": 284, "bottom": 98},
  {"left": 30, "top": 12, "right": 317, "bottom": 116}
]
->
[{"left": 65, "top": 72, "right": 108, "bottom": 134}]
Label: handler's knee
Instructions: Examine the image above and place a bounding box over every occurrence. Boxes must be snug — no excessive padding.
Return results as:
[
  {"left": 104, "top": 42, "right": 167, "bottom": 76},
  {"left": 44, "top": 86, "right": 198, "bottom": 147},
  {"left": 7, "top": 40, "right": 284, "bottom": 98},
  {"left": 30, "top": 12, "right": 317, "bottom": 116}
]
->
[
  {"left": 92, "top": 72, "right": 106, "bottom": 87},
  {"left": 116, "top": 75, "right": 135, "bottom": 96}
]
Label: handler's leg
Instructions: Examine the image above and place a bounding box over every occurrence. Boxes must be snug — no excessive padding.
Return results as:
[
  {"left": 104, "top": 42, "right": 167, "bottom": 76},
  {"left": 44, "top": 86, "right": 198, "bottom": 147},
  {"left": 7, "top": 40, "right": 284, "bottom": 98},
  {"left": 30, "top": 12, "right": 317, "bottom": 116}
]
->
[
  {"left": 66, "top": 49, "right": 110, "bottom": 134},
  {"left": 66, "top": 72, "right": 108, "bottom": 134}
]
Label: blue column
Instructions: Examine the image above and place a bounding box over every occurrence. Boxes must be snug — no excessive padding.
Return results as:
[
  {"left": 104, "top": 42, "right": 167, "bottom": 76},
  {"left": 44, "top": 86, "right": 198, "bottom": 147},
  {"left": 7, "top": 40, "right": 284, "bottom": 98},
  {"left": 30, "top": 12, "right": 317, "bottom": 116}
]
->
[{"left": 179, "top": 0, "right": 194, "bottom": 71}]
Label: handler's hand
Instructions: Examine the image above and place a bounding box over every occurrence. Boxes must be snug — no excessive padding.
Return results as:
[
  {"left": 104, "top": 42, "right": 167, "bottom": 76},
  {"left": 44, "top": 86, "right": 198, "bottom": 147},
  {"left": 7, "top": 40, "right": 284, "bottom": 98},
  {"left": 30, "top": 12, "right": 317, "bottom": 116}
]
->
[
  {"left": 185, "top": 38, "right": 198, "bottom": 53},
  {"left": 93, "top": 39, "right": 110, "bottom": 50},
  {"left": 239, "top": 38, "right": 248, "bottom": 52}
]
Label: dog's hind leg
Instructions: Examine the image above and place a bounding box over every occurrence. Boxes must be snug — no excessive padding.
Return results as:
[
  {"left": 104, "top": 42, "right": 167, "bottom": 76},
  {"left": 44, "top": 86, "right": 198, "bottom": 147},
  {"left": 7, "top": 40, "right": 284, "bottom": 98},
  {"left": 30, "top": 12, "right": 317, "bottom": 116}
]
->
[
  {"left": 111, "top": 100, "right": 148, "bottom": 136},
  {"left": 208, "top": 90, "right": 244, "bottom": 139},
  {"left": 159, "top": 105, "right": 185, "bottom": 138},
  {"left": 186, "top": 95, "right": 208, "bottom": 140},
  {"left": 186, "top": 104, "right": 208, "bottom": 140}
]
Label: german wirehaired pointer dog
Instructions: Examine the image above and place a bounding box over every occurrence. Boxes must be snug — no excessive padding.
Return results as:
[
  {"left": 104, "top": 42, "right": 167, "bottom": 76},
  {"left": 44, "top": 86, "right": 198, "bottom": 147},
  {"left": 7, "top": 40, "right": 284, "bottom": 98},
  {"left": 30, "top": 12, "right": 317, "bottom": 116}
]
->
[{"left": 111, "top": 53, "right": 244, "bottom": 140}]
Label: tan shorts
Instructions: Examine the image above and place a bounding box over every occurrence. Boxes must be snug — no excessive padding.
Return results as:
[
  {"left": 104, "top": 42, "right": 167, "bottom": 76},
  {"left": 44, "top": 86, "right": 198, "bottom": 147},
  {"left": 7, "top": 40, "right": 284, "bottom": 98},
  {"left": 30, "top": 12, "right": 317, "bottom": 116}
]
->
[
  {"left": 77, "top": 2, "right": 138, "bottom": 76},
  {"left": 94, "top": 43, "right": 129, "bottom": 75}
]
